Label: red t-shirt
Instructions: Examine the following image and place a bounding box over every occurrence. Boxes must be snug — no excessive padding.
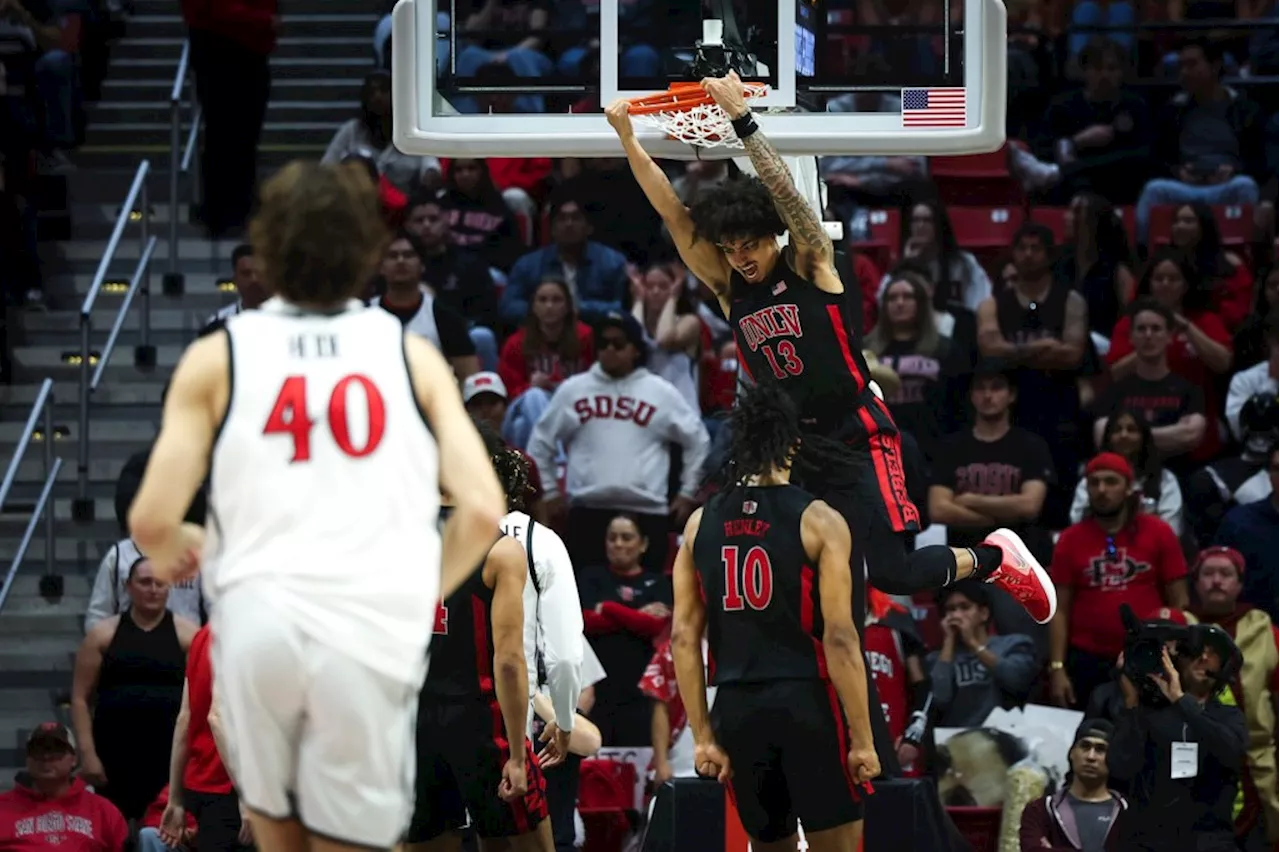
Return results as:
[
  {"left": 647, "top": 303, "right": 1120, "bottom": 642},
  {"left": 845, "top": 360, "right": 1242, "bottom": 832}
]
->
[
  {"left": 0, "top": 778, "right": 128, "bottom": 852},
  {"left": 1050, "top": 513, "right": 1188, "bottom": 658},
  {"left": 183, "top": 626, "right": 234, "bottom": 794},
  {"left": 1106, "top": 310, "right": 1233, "bottom": 461}
]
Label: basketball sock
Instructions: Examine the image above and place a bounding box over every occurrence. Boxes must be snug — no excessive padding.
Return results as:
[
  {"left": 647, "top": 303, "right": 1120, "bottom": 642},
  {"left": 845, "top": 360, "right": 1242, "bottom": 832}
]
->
[{"left": 966, "top": 546, "right": 1004, "bottom": 581}]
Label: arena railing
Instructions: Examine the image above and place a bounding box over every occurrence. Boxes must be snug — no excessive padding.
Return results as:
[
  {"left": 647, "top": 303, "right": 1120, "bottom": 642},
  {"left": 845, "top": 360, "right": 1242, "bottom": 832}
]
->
[
  {"left": 74, "top": 160, "right": 157, "bottom": 524},
  {"left": 164, "top": 39, "right": 201, "bottom": 297},
  {"left": 0, "top": 379, "right": 65, "bottom": 618}
]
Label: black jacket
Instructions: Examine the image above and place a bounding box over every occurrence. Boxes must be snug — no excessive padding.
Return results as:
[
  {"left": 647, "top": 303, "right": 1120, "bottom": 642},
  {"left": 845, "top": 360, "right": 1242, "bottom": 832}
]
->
[{"left": 1153, "top": 87, "right": 1267, "bottom": 180}]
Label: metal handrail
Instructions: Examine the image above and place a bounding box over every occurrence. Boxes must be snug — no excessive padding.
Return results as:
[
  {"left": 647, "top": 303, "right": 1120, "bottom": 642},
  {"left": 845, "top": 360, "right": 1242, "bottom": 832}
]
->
[
  {"left": 0, "top": 379, "right": 62, "bottom": 617},
  {"left": 93, "top": 237, "right": 159, "bottom": 390},
  {"left": 167, "top": 40, "right": 201, "bottom": 282},
  {"left": 78, "top": 160, "right": 152, "bottom": 505}
]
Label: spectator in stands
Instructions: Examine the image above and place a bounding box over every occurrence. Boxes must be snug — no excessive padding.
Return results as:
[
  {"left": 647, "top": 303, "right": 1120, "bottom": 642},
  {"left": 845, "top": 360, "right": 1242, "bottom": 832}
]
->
[
  {"left": 865, "top": 268, "right": 965, "bottom": 460},
  {"left": 0, "top": 724, "right": 128, "bottom": 852},
  {"left": 497, "top": 274, "right": 595, "bottom": 449},
  {"left": 886, "top": 198, "right": 993, "bottom": 312},
  {"left": 340, "top": 152, "right": 409, "bottom": 229},
  {"left": 1018, "top": 719, "right": 1130, "bottom": 852},
  {"left": 554, "top": 0, "right": 660, "bottom": 82},
  {"left": 322, "top": 70, "right": 441, "bottom": 196},
  {"left": 441, "top": 150, "right": 549, "bottom": 241},
  {"left": 1188, "top": 546, "right": 1279, "bottom": 847},
  {"left": 1055, "top": 192, "right": 1137, "bottom": 340},
  {"left": 438, "top": 159, "right": 525, "bottom": 272},
  {"left": 554, "top": 157, "right": 665, "bottom": 264},
  {"left": 462, "top": 372, "right": 547, "bottom": 522},
  {"left": 182, "top": 0, "right": 276, "bottom": 238},
  {"left": 202, "top": 244, "right": 265, "bottom": 334},
  {"left": 1073, "top": 409, "right": 1187, "bottom": 536},
  {"left": 627, "top": 262, "right": 703, "bottom": 415},
  {"left": 501, "top": 194, "right": 628, "bottom": 326},
  {"left": 1226, "top": 310, "right": 1278, "bottom": 440},
  {"left": 927, "top": 360, "right": 1056, "bottom": 563},
  {"left": 371, "top": 229, "right": 480, "bottom": 379},
  {"left": 978, "top": 223, "right": 1088, "bottom": 522},
  {"left": 454, "top": 1, "right": 552, "bottom": 114},
  {"left": 928, "top": 580, "right": 1038, "bottom": 728},
  {"left": 85, "top": 538, "right": 205, "bottom": 631},
  {"left": 71, "top": 558, "right": 196, "bottom": 821},
  {"left": 1106, "top": 249, "right": 1233, "bottom": 463},
  {"left": 580, "top": 513, "right": 673, "bottom": 747},
  {"left": 887, "top": 259, "right": 980, "bottom": 364},
  {"left": 1092, "top": 299, "right": 1207, "bottom": 467},
  {"left": 671, "top": 159, "right": 731, "bottom": 208},
  {"left": 138, "top": 786, "right": 198, "bottom": 852},
  {"left": 863, "top": 589, "right": 932, "bottom": 777},
  {"left": 400, "top": 193, "right": 500, "bottom": 369},
  {"left": 528, "top": 312, "right": 708, "bottom": 572},
  {"left": 1013, "top": 38, "right": 1152, "bottom": 205},
  {"left": 1214, "top": 447, "right": 1279, "bottom": 621},
  {"left": 1169, "top": 201, "right": 1254, "bottom": 331},
  {"left": 1, "top": 0, "right": 78, "bottom": 174},
  {"left": 1186, "top": 393, "right": 1277, "bottom": 548},
  {"left": 1049, "top": 452, "right": 1189, "bottom": 710},
  {"left": 641, "top": 634, "right": 715, "bottom": 783},
  {"left": 1232, "top": 265, "right": 1278, "bottom": 369},
  {"left": 1135, "top": 37, "right": 1266, "bottom": 244}
]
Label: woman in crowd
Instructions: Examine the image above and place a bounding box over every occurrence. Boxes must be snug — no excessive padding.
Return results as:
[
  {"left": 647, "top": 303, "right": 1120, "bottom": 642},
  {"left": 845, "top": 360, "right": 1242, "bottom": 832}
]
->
[
  {"left": 886, "top": 198, "right": 994, "bottom": 312},
  {"left": 498, "top": 274, "right": 595, "bottom": 449},
  {"left": 1071, "top": 409, "right": 1186, "bottom": 536},
  {"left": 1234, "top": 264, "right": 1279, "bottom": 368},
  {"left": 1168, "top": 201, "right": 1254, "bottom": 331},
  {"left": 438, "top": 158, "right": 525, "bottom": 273},
  {"left": 70, "top": 558, "right": 197, "bottom": 821},
  {"left": 889, "top": 258, "right": 980, "bottom": 366},
  {"left": 627, "top": 262, "right": 704, "bottom": 415},
  {"left": 321, "top": 70, "right": 441, "bottom": 195},
  {"left": 578, "top": 514, "right": 672, "bottom": 748},
  {"left": 1106, "top": 249, "right": 1234, "bottom": 462},
  {"left": 864, "top": 268, "right": 964, "bottom": 459},
  {"left": 1056, "top": 192, "right": 1137, "bottom": 340}
]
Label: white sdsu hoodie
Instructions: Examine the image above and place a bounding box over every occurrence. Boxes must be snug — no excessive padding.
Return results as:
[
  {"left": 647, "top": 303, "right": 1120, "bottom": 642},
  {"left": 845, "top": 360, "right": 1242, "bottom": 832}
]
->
[{"left": 527, "top": 363, "right": 710, "bottom": 515}]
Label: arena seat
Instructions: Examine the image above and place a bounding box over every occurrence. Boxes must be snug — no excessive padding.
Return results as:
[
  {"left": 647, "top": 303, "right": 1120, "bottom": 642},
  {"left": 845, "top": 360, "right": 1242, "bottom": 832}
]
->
[
  {"left": 949, "top": 205, "right": 1025, "bottom": 268},
  {"left": 929, "top": 144, "right": 1024, "bottom": 206},
  {"left": 1147, "top": 204, "right": 1177, "bottom": 245},
  {"left": 945, "top": 806, "right": 1002, "bottom": 852},
  {"left": 1212, "top": 204, "right": 1253, "bottom": 246},
  {"left": 851, "top": 208, "right": 901, "bottom": 270},
  {"left": 1117, "top": 205, "right": 1137, "bottom": 244}
]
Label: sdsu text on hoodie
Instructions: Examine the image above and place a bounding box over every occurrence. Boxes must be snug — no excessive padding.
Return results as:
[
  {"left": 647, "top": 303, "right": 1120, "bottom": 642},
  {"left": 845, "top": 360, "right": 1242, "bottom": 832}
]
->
[
  {"left": 527, "top": 364, "right": 710, "bottom": 515},
  {"left": 0, "top": 776, "right": 128, "bottom": 852}
]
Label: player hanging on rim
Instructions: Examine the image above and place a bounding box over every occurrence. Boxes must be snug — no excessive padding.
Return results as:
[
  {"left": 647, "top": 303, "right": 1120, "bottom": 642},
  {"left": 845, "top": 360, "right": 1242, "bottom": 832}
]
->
[
  {"left": 604, "top": 73, "right": 1056, "bottom": 630},
  {"left": 671, "top": 379, "right": 880, "bottom": 852},
  {"left": 129, "top": 160, "right": 508, "bottom": 852}
]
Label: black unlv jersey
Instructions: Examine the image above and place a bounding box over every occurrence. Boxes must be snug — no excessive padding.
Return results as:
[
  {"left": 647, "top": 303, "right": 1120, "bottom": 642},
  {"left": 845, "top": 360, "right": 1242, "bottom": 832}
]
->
[
  {"left": 729, "top": 252, "right": 873, "bottom": 432},
  {"left": 425, "top": 550, "right": 498, "bottom": 699},
  {"left": 692, "top": 484, "right": 830, "bottom": 686}
]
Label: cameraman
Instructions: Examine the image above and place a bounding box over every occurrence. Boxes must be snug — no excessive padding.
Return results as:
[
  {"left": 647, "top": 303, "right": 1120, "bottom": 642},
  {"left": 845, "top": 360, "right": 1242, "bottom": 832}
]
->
[{"left": 1107, "top": 631, "right": 1247, "bottom": 851}]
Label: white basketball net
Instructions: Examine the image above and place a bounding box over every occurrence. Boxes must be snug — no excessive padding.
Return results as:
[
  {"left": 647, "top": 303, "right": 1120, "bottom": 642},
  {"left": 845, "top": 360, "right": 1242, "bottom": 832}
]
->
[{"left": 629, "top": 86, "right": 770, "bottom": 150}]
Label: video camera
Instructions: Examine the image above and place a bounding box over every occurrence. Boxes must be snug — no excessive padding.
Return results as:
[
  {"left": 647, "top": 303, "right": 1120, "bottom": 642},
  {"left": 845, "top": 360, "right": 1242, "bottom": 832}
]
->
[{"left": 1119, "top": 603, "right": 1243, "bottom": 707}]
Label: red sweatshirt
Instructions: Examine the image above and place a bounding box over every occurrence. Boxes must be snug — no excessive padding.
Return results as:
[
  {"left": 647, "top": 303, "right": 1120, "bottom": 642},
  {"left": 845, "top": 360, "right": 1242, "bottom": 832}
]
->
[
  {"left": 181, "top": 0, "right": 277, "bottom": 55},
  {"left": 0, "top": 777, "right": 128, "bottom": 852},
  {"left": 497, "top": 323, "right": 596, "bottom": 399}
]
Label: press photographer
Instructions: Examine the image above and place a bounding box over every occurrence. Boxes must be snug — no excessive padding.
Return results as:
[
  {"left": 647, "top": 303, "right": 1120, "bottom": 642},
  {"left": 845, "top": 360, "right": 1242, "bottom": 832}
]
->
[{"left": 1106, "top": 607, "right": 1247, "bottom": 852}]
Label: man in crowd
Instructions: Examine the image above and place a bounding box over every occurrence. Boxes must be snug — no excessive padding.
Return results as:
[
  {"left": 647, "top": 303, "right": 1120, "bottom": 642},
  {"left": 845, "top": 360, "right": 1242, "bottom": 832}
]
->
[
  {"left": 1215, "top": 447, "right": 1280, "bottom": 621},
  {"left": 1020, "top": 718, "right": 1130, "bottom": 851},
  {"left": 0, "top": 724, "right": 128, "bottom": 851},
  {"left": 201, "top": 244, "right": 267, "bottom": 336}
]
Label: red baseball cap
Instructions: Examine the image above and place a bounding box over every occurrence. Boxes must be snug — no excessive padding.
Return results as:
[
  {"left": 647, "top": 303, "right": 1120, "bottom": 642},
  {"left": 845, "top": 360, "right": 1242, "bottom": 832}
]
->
[
  {"left": 1086, "top": 452, "right": 1134, "bottom": 482},
  {"left": 1193, "top": 546, "right": 1246, "bottom": 576}
]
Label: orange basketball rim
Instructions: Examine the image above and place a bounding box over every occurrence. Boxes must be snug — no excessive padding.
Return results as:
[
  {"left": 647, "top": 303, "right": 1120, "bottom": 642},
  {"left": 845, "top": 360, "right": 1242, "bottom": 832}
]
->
[{"left": 622, "top": 81, "right": 770, "bottom": 149}]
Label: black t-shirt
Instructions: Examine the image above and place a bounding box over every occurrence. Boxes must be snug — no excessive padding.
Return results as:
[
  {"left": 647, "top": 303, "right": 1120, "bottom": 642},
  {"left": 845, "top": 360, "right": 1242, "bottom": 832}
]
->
[
  {"left": 420, "top": 246, "right": 499, "bottom": 330},
  {"left": 378, "top": 292, "right": 477, "bottom": 359},
  {"left": 578, "top": 567, "right": 672, "bottom": 708},
  {"left": 1097, "top": 372, "right": 1204, "bottom": 429},
  {"left": 878, "top": 337, "right": 963, "bottom": 461},
  {"left": 931, "top": 426, "right": 1056, "bottom": 552}
]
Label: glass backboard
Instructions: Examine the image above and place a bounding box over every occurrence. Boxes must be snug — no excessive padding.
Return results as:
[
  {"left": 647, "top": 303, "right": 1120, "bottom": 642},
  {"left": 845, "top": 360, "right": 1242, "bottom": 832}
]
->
[{"left": 391, "top": 0, "right": 1006, "bottom": 160}]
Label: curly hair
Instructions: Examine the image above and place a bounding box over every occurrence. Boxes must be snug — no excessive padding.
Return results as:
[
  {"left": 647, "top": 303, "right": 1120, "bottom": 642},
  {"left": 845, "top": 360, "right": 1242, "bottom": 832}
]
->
[
  {"left": 688, "top": 176, "right": 785, "bottom": 246},
  {"left": 474, "top": 418, "right": 534, "bottom": 513},
  {"left": 250, "top": 161, "right": 387, "bottom": 305}
]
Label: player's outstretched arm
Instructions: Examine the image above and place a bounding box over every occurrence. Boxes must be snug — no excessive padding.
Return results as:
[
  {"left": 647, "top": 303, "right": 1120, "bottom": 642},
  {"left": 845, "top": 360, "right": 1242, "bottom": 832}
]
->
[
  {"left": 802, "top": 501, "right": 874, "bottom": 750},
  {"left": 604, "top": 100, "right": 731, "bottom": 294},
  {"left": 488, "top": 537, "right": 531, "bottom": 776},
  {"left": 702, "top": 73, "right": 835, "bottom": 274},
  {"left": 130, "top": 334, "right": 224, "bottom": 581},
  {"left": 405, "top": 334, "right": 507, "bottom": 597},
  {"left": 670, "top": 509, "right": 712, "bottom": 744}
]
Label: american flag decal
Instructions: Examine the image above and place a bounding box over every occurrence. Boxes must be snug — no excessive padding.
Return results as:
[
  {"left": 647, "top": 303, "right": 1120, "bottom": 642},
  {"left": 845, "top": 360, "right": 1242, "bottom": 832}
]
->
[
  {"left": 742, "top": 500, "right": 757, "bottom": 515},
  {"left": 901, "top": 88, "right": 967, "bottom": 128}
]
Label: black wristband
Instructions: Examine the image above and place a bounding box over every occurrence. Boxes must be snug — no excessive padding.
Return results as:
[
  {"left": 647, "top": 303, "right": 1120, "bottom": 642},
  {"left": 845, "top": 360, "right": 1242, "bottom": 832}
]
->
[{"left": 730, "top": 112, "right": 758, "bottom": 141}]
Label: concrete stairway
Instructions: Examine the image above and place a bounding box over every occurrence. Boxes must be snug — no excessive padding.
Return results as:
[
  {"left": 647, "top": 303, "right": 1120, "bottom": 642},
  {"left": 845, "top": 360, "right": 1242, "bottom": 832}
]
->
[{"left": 0, "top": 0, "right": 378, "bottom": 784}]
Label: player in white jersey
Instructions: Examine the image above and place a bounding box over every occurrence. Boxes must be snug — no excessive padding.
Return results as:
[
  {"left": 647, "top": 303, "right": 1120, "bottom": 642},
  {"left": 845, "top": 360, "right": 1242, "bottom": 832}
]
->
[{"left": 128, "top": 161, "right": 507, "bottom": 852}]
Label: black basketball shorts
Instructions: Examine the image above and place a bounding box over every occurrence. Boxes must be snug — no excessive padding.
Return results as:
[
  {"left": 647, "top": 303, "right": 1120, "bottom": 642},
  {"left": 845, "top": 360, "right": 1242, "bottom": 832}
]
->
[
  {"left": 711, "top": 679, "right": 870, "bottom": 843},
  {"left": 408, "top": 696, "right": 548, "bottom": 842}
]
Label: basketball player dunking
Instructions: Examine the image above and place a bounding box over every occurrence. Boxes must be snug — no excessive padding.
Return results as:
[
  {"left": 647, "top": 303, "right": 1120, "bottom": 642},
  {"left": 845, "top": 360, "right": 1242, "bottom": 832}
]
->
[
  {"left": 605, "top": 74, "right": 1056, "bottom": 629},
  {"left": 671, "top": 381, "right": 879, "bottom": 852},
  {"left": 128, "top": 161, "right": 507, "bottom": 852}
]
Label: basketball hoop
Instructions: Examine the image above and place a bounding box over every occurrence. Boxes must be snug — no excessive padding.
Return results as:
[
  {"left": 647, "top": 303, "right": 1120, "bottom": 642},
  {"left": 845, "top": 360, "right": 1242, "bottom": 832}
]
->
[{"left": 624, "top": 81, "right": 770, "bottom": 150}]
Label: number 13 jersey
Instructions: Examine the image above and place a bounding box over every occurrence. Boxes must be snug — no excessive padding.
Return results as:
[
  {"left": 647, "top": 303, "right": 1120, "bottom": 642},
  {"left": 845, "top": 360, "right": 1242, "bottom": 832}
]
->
[
  {"left": 691, "top": 484, "right": 829, "bottom": 687},
  {"left": 206, "top": 298, "right": 442, "bottom": 687}
]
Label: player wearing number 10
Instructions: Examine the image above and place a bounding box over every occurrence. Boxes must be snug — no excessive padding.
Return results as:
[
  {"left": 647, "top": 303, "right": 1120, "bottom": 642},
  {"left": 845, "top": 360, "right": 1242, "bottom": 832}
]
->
[
  {"left": 128, "top": 161, "right": 507, "bottom": 852},
  {"left": 670, "top": 381, "right": 880, "bottom": 852}
]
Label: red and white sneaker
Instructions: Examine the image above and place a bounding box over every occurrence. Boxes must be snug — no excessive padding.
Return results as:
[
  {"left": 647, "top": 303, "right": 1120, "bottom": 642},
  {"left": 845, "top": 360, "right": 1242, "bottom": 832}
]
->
[{"left": 981, "top": 528, "right": 1057, "bottom": 624}]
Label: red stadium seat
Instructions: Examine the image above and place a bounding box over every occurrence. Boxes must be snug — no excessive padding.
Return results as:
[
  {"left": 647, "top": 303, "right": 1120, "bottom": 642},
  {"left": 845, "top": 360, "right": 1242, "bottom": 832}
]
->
[
  {"left": 851, "top": 208, "right": 900, "bottom": 270},
  {"left": 513, "top": 211, "right": 532, "bottom": 246},
  {"left": 1029, "top": 206, "right": 1070, "bottom": 243},
  {"left": 946, "top": 807, "right": 1002, "bottom": 852},
  {"left": 1117, "top": 206, "right": 1137, "bottom": 245},
  {"left": 930, "top": 144, "right": 1024, "bottom": 206},
  {"left": 1148, "top": 204, "right": 1177, "bottom": 245},
  {"left": 1213, "top": 204, "right": 1253, "bottom": 246},
  {"left": 949, "top": 205, "right": 1025, "bottom": 270}
]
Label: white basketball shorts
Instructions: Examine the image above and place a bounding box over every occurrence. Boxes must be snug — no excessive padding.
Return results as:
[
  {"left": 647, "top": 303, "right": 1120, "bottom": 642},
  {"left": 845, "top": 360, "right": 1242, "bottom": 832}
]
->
[{"left": 210, "top": 587, "right": 420, "bottom": 848}]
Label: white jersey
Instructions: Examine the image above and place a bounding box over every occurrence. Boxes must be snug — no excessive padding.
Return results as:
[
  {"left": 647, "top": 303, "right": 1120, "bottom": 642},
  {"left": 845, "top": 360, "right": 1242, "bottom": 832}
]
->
[
  {"left": 206, "top": 298, "right": 442, "bottom": 686},
  {"left": 501, "top": 510, "right": 584, "bottom": 733}
]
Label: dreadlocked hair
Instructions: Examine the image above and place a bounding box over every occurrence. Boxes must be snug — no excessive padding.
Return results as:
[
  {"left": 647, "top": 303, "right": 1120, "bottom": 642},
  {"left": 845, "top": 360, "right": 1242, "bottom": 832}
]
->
[
  {"left": 715, "top": 379, "right": 861, "bottom": 489},
  {"left": 688, "top": 176, "right": 785, "bottom": 246},
  {"left": 473, "top": 418, "right": 534, "bottom": 513}
]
